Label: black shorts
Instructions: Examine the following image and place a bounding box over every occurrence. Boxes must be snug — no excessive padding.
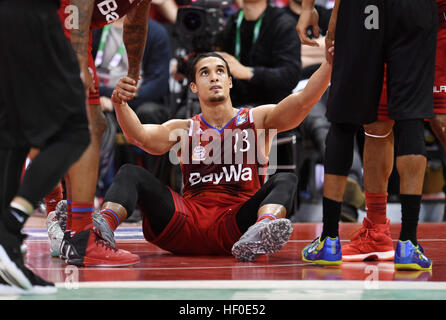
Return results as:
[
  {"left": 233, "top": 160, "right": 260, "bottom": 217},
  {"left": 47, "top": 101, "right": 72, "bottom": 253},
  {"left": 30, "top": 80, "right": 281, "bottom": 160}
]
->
[
  {"left": 0, "top": 0, "right": 87, "bottom": 149},
  {"left": 326, "top": 0, "right": 438, "bottom": 124}
]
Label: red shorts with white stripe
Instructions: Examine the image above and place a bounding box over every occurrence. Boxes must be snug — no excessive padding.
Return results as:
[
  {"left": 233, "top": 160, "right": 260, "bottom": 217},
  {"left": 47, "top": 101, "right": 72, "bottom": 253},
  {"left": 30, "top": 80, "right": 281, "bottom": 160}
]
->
[
  {"left": 378, "top": 27, "right": 446, "bottom": 120},
  {"left": 141, "top": 189, "right": 244, "bottom": 255}
]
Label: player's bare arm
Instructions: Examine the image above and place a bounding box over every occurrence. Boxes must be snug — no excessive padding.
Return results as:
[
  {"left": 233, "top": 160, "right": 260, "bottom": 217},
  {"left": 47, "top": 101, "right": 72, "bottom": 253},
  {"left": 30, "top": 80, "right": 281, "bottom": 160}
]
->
[
  {"left": 69, "top": 0, "right": 95, "bottom": 94},
  {"left": 253, "top": 59, "right": 332, "bottom": 135},
  {"left": 112, "top": 77, "right": 190, "bottom": 155},
  {"left": 296, "top": 0, "right": 320, "bottom": 46},
  {"left": 325, "top": 0, "right": 340, "bottom": 64},
  {"left": 123, "top": 0, "right": 152, "bottom": 84}
]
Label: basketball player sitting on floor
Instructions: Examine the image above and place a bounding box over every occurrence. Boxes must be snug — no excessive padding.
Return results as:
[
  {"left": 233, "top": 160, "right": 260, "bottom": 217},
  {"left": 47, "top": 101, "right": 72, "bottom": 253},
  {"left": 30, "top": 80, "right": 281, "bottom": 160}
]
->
[{"left": 92, "top": 52, "right": 332, "bottom": 261}]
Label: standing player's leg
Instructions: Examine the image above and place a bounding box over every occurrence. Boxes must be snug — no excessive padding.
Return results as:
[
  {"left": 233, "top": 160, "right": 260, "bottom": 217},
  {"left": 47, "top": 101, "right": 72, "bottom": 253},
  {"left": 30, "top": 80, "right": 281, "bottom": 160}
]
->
[
  {"left": 301, "top": 123, "right": 359, "bottom": 266},
  {"left": 58, "top": 45, "right": 139, "bottom": 267},
  {"left": 341, "top": 69, "right": 395, "bottom": 262},
  {"left": 0, "top": 0, "right": 90, "bottom": 292},
  {"left": 342, "top": 119, "right": 395, "bottom": 262},
  {"left": 64, "top": 103, "right": 106, "bottom": 236},
  {"left": 60, "top": 103, "right": 139, "bottom": 267},
  {"left": 301, "top": 0, "right": 386, "bottom": 266},
  {"left": 23, "top": 149, "right": 65, "bottom": 256},
  {"left": 231, "top": 172, "right": 297, "bottom": 262},
  {"left": 386, "top": 0, "right": 437, "bottom": 271}
]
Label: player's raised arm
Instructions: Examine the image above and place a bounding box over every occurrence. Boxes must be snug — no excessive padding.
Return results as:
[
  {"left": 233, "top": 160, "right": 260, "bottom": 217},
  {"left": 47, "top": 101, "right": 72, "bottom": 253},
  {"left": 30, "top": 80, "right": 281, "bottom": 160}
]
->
[
  {"left": 296, "top": 0, "right": 320, "bottom": 46},
  {"left": 123, "top": 0, "right": 152, "bottom": 84},
  {"left": 258, "top": 58, "right": 332, "bottom": 133},
  {"left": 112, "top": 77, "right": 189, "bottom": 155}
]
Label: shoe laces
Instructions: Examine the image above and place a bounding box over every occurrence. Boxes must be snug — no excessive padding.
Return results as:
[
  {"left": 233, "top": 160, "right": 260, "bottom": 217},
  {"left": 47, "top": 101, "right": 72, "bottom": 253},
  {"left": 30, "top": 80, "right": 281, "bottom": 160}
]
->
[
  {"left": 349, "top": 226, "right": 371, "bottom": 243},
  {"left": 93, "top": 229, "right": 118, "bottom": 253},
  {"left": 414, "top": 244, "right": 428, "bottom": 261}
]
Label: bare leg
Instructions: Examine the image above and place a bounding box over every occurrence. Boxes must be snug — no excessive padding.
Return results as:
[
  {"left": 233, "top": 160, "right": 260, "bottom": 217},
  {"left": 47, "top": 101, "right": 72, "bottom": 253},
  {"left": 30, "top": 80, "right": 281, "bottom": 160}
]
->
[
  {"left": 64, "top": 104, "right": 106, "bottom": 233},
  {"left": 363, "top": 120, "right": 395, "bottom": 194}
]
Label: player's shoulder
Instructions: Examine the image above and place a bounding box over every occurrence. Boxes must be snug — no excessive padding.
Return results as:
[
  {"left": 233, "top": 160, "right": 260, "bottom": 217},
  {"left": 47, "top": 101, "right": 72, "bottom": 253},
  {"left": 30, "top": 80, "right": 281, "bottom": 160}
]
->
[
  {"left": 163, "top": 119, "right": 191, "bottom": 132},
  {"left": 251, "top": 104, "right": 276, "bottom": 129}
]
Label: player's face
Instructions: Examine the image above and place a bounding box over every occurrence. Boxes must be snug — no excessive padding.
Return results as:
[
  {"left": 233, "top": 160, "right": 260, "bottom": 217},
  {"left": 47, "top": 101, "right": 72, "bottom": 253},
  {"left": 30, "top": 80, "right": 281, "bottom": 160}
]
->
[{"left": 190, "top": 57, "right": 232, "bottom": 103}]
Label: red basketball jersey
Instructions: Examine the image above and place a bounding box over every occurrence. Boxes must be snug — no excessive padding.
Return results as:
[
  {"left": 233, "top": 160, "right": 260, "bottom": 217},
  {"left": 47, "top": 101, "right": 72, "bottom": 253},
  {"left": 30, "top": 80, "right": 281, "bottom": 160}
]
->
[
  {"left": 180, "top": 108, "right": 268, "bottom": 205},
  {"left": 59, "top": 0, "right": 144, "bottom": 30}
]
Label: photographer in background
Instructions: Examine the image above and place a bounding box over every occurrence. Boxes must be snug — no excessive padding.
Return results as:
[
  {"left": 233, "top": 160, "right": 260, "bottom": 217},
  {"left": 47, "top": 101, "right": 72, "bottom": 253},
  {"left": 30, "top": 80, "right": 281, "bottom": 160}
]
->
[{"left": 217, "top": 0, "right": 302, "bottom": 108}]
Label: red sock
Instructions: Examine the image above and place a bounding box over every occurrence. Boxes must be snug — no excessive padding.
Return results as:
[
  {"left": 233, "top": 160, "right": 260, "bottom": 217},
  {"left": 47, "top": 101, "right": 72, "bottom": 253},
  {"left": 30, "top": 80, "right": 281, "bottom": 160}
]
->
[
  {"left": 45, "top": 183, "right": 63, "bottom": 216},
  {"left": 100, "top": 208, "right": 121, "bottom": 231},
  {"left": 66, "top": 200, "right": 72, "bottom": 234},
  {"left": 256, "top": 214, "right": 277, "bottom": 223},
  {"left": 70, "top": 201, "right": 94, "bottom": 236},
  {"left": 365, "top": 192, "right": 388, "bottom": 224}
]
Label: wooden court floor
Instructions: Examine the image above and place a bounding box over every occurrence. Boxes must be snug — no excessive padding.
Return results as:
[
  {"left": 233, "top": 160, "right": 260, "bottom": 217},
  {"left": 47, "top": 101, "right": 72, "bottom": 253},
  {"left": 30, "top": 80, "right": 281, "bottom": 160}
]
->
[{"left": 6, "top": 216, "right": 446, "bottom": 301}]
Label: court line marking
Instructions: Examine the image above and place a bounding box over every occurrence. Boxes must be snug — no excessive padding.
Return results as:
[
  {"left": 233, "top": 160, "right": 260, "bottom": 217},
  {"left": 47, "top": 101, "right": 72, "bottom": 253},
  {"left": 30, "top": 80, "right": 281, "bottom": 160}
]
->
[
  {"left": 24, "top": 239, "right": 446, "bottom": 243},
  {"left": 53, "top": 279, "right": 446, "bottom": 290},
  {"left": 31, "top": 263, "right": 314, "bottom": 271}
]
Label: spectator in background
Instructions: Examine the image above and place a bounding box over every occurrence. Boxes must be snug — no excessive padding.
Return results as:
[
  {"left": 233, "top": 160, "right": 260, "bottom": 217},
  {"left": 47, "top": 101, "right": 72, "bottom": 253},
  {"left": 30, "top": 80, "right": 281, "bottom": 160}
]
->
[
  {"left": 217, "top": 0, "right": 302, "bottom": 108},
  {"left": 92, "top": 18, "right": 172, "bottom": 183},
  {"left": 284, "top": 0, "right": 331, "bottom": 76},
  {"left": 93, "top": 18, "right": 171, "bottom": 121}
]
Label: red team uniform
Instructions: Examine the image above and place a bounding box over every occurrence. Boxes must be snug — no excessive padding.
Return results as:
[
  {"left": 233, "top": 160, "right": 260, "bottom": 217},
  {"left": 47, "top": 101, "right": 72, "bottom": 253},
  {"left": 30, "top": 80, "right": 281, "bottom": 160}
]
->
[
  {"left": 58, "top": 0, "right": 144, "bottom": 105},
  {"left": 378, "top": 0, "right": 446, "bottom": 120},
  {"left": 142, "top": 108, "right": 268, "bottom": 255}
]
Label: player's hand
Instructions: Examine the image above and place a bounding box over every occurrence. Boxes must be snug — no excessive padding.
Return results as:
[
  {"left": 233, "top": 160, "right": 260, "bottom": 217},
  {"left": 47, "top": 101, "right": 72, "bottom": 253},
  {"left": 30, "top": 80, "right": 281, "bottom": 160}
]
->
[
  {"left": 325, "top": 39, "right": 335, "bottom": 64},
  {"left": 115, "top": 76, "right": 138, "bottom": 102},
  {"left": 218, "top": 52, "right": 253, "bottom": 80},
  {"left": 296, "top": 8, "right": 320, "bottom": 46}
]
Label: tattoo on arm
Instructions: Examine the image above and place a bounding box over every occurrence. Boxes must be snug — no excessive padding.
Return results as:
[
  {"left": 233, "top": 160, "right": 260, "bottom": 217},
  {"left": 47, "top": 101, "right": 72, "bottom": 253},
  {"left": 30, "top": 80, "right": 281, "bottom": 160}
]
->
[
  {"left": 124, "top": 0, "right": 151, "bottom": 82},
  {"left": 69, "top": 0, "right": 95, "bottom": 67}
]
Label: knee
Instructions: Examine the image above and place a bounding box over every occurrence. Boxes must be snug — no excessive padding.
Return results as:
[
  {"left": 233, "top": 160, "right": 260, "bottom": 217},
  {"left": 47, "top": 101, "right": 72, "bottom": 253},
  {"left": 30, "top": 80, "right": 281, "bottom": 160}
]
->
[
  {"left": 363, "top": 120, "right": 394, "bottom": 138},
  {"left": 117, "top": 163, "right": 143, "bottom": 178},
  {"left": 324, "top": 123, "right": 360, "bottom": 176},
  {"left": 394, "top": 119, "right": 426, "bottom": 157},
  {"left": 270, "top": 172, "right": 298, "bottom": 189},
  {"left": 116, "top": 163, "right": 156, "bottom": 184}
]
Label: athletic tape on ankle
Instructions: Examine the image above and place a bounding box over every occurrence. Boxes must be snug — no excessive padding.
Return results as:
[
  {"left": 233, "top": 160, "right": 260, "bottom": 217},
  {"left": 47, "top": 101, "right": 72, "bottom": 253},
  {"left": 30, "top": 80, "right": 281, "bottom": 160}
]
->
[{"left": 257, "top": 214, "right": 277, "bottom": 221}]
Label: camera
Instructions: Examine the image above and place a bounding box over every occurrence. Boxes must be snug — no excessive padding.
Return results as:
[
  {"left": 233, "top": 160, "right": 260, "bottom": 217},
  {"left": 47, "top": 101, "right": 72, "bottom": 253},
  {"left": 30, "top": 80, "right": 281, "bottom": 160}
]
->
[{"left": 174, "top": 0, "right": 234, "bottom": 53}]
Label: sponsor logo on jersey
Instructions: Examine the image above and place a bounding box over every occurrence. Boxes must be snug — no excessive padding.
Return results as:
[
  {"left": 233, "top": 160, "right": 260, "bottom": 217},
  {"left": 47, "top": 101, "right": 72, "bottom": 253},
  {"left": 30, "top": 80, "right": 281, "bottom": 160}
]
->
[
  {"left": 192, "top": 145, "right": 206, "bottom": 161},
  {"left": 188, "top": 164, "right": 253, "bottom": 186},
  {"left": 236, "top": 112, "right": 248, "bottom": 126},
  {"left": 434, "top": 85, "right": 446, "bottom": 93},
  {"left": 97, "top": 0, "right": 120, "bottom": 24}
]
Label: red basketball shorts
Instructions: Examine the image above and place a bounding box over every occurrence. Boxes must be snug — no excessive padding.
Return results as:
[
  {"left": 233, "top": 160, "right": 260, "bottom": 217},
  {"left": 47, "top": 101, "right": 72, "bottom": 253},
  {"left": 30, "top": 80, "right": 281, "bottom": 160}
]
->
[{"left": 142, "top": 189, "right": 245, "bottom": 255}]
